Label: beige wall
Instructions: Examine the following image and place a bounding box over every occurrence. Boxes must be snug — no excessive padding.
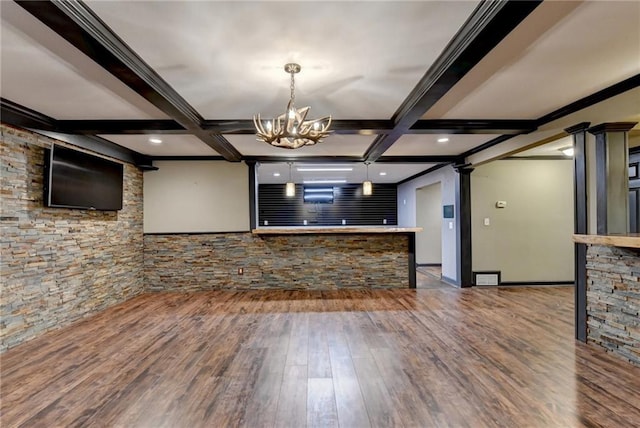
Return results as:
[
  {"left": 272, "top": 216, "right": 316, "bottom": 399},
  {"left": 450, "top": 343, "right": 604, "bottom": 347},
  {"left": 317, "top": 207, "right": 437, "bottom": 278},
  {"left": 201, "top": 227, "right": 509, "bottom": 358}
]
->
[
  {"left": 144, "top": 160, "right": 250, "bottom": 233},
  {"left": 416, "top": 183, "right": 442, "bottom": 265},
  {"left": 471, "top": 159, "right": 574, "bottom": 282}
]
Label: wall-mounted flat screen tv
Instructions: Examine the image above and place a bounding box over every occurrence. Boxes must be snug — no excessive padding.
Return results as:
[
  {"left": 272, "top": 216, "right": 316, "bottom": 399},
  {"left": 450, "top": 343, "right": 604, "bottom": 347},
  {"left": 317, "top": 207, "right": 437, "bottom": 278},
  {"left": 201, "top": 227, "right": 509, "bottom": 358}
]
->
[{"left": 44, "top": 145, "right": 124, "bottom": 211}]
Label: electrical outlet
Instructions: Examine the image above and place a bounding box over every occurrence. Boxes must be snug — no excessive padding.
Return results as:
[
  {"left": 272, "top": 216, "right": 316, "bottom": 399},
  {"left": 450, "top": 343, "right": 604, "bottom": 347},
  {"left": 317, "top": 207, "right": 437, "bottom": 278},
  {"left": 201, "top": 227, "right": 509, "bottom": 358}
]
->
[{"left": 238, "top": 268, "right": 243, "bottom": 275}]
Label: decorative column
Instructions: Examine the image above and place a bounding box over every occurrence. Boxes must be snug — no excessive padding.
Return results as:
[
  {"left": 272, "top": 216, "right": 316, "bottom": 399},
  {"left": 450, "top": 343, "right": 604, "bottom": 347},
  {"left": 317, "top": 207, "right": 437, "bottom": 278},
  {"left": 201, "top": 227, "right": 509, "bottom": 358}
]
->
[
  {"left": 565, "top": 122, "right": 590, "bottom": 342},
  {"left": 589, "top": 122, "right": 636, "bottom": 235},
  {"left": 455, "top": 166, "right": 473, "bottom": 287},
  {"left": 588, "top": 123, "right": 636, "bottom": 234}
]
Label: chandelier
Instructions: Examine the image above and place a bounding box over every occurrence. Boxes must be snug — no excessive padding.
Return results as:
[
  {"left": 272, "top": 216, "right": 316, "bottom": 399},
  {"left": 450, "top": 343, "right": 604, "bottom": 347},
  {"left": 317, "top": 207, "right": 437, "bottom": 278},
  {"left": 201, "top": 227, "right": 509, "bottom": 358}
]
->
[{"left": 254, "top": 63, "right": 332, "bottom": 149}]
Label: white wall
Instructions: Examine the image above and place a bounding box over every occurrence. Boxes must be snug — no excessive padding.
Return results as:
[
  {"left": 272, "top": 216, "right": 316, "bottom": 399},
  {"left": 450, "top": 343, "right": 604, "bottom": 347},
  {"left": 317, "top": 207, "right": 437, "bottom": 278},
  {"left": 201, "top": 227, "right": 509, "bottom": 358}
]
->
[
  {"left": 471, "top": 159, "right": 574, "bottom": 282},
  {"left": 144, "top": 161, "right": 250, "bottom": 233},
  {"left": 398, "top": 165, "right": 458, "bottom": 283},
  {"left": 416, "top": 183, "right": 442, "bottom": 264}
]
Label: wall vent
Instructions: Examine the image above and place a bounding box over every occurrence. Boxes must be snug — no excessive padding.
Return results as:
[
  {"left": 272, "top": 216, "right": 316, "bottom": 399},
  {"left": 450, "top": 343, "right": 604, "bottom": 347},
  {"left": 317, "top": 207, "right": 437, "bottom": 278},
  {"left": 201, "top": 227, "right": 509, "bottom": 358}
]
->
[{"left": 473, "top": 271, "right": 501, "bottom": 286}]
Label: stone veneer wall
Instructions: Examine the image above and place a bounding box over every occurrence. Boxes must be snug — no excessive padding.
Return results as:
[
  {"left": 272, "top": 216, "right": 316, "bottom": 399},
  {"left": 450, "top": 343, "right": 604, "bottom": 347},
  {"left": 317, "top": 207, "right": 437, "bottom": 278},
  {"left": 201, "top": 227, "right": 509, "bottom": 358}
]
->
[
  {"left": 144, "top": 233, "right": 410, "bottom": 291},
  {"left": 1, "top": 124, "right": 144, "bottom": 352},
  {"left": 586, "top": 244, "right": 640, "bottom": 366}
]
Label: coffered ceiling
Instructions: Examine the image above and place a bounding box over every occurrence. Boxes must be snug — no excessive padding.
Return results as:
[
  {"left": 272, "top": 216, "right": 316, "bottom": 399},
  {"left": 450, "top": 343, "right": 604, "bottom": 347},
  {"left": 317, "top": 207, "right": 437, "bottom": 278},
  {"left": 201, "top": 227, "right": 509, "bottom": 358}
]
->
[{"left": 1, "top": 0, "right": 639, "bottom": 183}]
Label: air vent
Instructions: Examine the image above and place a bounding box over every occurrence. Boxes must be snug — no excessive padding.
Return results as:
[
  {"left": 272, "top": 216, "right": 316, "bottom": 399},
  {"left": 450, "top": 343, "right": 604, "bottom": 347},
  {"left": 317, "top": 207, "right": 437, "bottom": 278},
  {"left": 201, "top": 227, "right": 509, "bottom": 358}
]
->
[{"left": 473, "top": 271, "right": 501, "bottom": 286}]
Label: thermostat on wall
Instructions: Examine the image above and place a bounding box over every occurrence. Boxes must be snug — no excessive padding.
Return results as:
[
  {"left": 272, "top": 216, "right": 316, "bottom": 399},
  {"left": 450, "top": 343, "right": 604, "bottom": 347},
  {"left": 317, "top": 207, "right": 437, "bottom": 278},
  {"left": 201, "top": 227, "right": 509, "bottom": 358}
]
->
[{"left": 495, "top": 201, "right": 507, "bottom": 208}]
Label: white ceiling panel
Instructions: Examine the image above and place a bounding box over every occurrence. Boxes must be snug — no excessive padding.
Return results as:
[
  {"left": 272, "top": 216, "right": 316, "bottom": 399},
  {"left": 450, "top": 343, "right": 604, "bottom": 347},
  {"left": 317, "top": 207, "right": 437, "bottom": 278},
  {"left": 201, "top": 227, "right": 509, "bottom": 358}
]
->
[
  {"left": 384, "top": 134, "right": 496, "bottom": 156},
  {"left": 426, "top": 0, "right": 640, "bottom": 120},
  {"left": 0, "top": 2, "right": 167, "bottom": 120},
  {"left": 227, "top": 134, "right": 375, "bottom": 157},
  {"left": 257, "top": 162, "right": 435, "bottom": 184},
  {"left": 100, "top": 134, "right": 219, "bottom": 156},
  {"left": 511, "top": 135, "right": 573, "bottom": 157},
  {"left": 85, "top": 0, "right": 481, "bottom": 120}
]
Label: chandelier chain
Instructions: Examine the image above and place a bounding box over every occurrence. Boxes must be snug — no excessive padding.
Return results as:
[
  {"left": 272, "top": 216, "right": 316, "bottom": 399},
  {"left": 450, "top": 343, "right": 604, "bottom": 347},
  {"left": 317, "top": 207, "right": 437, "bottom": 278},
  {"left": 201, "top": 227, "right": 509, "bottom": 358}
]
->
[{"left": 290, "top": 72, "right": 295, "bottom": 106}]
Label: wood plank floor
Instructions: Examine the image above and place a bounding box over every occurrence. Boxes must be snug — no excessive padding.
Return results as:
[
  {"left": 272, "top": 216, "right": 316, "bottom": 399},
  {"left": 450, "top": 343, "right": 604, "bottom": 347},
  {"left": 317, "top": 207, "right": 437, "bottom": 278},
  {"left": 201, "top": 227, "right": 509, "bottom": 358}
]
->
[{"left": 2, "top": 287, "right": 640, "bottom": 427}]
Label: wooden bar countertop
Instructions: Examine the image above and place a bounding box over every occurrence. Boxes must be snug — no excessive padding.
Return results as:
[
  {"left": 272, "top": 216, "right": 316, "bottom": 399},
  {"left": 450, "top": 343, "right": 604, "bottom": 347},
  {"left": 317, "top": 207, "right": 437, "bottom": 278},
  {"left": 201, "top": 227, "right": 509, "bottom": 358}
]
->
[
  {"left": 573, "top": 233, "right": 640, "bottom": 248},
  {"left": 252, "top": 226, "right": 423, "bottom": 235}
]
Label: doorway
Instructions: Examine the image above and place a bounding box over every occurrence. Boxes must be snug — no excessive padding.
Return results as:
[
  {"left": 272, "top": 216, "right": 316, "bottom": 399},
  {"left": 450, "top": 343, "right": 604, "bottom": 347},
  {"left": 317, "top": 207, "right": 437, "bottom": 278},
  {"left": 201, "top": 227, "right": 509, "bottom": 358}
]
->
[{"left": 416, "top": 183, "right": 442, "bottom": 283}]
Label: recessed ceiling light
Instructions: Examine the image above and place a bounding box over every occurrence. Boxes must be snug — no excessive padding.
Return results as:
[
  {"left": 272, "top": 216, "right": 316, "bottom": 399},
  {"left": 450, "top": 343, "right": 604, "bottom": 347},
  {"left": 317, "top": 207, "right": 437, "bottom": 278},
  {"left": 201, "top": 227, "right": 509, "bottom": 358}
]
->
[
  {"left": 303, "top": 179, "right": 347, "bottom": 184},
  {"left": 297, "top": 167, "right": 353, "bottom": 172},
  {"left": 560, "top": 147, "right": 574, "bottom": 157},
  {"left": 149, "top": 138, "right": 163, "bottom": 144},
  {"left": 379, "top": 172, "right": 387, "bottom": 176},
  {"left": 437, "top": 138, "right": 449, "bottom": 143},
  {"left": 273, "top": 172, "right": 281, "bottom": 177}
]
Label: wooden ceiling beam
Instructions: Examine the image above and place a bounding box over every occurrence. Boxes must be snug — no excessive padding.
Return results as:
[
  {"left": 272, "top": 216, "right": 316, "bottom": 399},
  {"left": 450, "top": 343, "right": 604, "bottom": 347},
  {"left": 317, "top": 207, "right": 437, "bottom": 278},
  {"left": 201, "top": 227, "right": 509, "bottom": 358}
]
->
[
  {"left": 15, "top": 0, "right": 242, "bottom": 161},
  {"left": 364, "top": 0, "right": 543, "bottom": 162}
]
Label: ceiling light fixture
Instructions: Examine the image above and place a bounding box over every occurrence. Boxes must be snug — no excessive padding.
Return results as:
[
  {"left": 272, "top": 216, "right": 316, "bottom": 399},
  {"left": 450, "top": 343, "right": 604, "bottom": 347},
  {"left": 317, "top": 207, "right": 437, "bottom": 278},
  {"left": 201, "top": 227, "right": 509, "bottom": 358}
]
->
[
  {"left": 273, "top": 172, "right": 281, "bottom": 177},
  {"left": 437, "top": 137, "right": 449, "bottom": 143},
  {"left": 297, "top": 167, "right": 352, "bottom": 172},
  {"left": 254, "top": 63, "right": 332, "bottom": 149},
  {"left": 149, "top": 138, "right": 163, "bottom": 144},
  {"left": 363, "top": 162, "right": 372, "bottom": 196},
  {"left": 286, "top": 162, "right": 295, "bottom": 197},
  {"left": 561, "top": 147, "right": 574, "bottom": 157},
  {"left": 303, "top": 179, "right": 347, "bottom": 184},
  {"left": 379, "top": 172, "right": 387, "bottom": 176}
]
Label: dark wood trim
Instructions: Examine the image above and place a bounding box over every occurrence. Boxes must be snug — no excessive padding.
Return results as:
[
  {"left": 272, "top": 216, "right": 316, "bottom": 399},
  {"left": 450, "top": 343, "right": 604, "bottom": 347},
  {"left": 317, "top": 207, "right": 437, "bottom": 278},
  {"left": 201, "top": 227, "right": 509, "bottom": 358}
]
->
[
  {"left": 151, "top": 156, "right": 227, "bottom": 161},
  {"left": 565, "top": 122, "right": 590, "bottom": 342},
  {"left": 56, "top": 120, "right": 185, "bottom": 135},
  {"left": 15, "top": 0, "right": 242, "bottom": 161},
  {"left": 409, "top": 119, "right": 537, "bottom": 135},
  {"left": 499, "top": 281, "right": 574, "bottom": 286},
  {"left": 455, "top": 167, "right": 473, "bottom": 287},
  {"left": 247, "top": 161, "right": 257, "bottom": 231},
  {"left": 244, "top": 155, "right": 456, "bottom": 164},
  {"left": 593, "top": 131, "right": 608, "bottom": 235},
  {"left": 201, "top": 119, "right": 394, "bottom": 135},
  {"left": 244, "top": 156, "right": 366, "bottom": 163},
  {"left": 538, "top": 74, "right": 640, "bottom": 126},
  {"left": 456, "top": 78, "right": 640, "bottom": 163},
  {"left": 397, "top": 162, "right": 451, "bottom": 185},
  {"left": 1, "top": 98, "right": 57, "bottom": 131},
  {"left": 417, "top": 263, "right": 442, "bottom": 267},
  {"left": 630, "top": 146, "right": 640, "bottom": 155},
  {"left": 363, "top": 0, "right": 542, "bottom": 161},
  {"left": 376, "top": 156, "right": 457, "bottom": 163},
  {"left": 408, "top": 233, "right": 417, "bottom": 289},
  {"left": 459, "top": 134, "right": 516, "bottom": 159},
  {"left": 28, "top": 130, "right": 140, "bottom": 165},
  {"left": 50, "top": 118, "right": 538, "bottom": 136},
  {"left": 588, "top": 122, "right": 638, "bottom": 135},
  {"left": 503, "top": 155, "right": 570, "bottom": 161}
]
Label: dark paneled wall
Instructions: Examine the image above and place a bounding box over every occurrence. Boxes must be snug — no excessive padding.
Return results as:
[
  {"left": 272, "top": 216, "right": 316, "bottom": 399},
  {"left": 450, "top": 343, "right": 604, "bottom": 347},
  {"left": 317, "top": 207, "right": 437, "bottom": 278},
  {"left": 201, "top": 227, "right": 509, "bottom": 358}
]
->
[{"left": 258, "top": 184, "right": 397, "bottom": 226}]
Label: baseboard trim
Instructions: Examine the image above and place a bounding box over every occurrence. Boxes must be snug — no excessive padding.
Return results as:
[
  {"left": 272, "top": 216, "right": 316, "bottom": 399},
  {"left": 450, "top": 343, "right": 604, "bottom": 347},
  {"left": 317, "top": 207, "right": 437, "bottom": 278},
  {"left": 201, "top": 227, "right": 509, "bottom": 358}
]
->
[{"left": 497, "top": 281, "right": 574, "bottom": 287}]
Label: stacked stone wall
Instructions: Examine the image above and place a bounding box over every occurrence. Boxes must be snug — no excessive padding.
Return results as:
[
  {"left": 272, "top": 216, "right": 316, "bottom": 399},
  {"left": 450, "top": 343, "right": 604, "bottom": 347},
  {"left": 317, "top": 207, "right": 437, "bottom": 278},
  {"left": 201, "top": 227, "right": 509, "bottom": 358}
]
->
[
  {"left": 144, "top": 233, "right": 410, "bottom": 291},
  {"left": 1, "top": 124, "right": 144, "bottom": 351},
  {"left": 586, "top": 244, "right": 640, "bottom": 366}
]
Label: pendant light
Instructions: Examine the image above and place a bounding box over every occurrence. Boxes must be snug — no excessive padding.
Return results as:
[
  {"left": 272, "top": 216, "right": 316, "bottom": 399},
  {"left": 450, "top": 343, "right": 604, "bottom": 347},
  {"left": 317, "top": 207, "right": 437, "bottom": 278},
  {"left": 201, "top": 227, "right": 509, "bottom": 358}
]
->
[
  {"left": 363, "top": 162, "right": 372, "bottom": 196},
  {"left": 286, "top": 162, "right": 295, "bottom": 197}
]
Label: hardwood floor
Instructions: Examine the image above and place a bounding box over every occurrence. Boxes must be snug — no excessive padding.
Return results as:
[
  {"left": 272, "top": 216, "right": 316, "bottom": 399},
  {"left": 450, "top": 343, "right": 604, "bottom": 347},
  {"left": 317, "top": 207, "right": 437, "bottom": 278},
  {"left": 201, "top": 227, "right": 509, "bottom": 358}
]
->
[{"left": 2, "top": 287, "right": 639, "bottom": 427}]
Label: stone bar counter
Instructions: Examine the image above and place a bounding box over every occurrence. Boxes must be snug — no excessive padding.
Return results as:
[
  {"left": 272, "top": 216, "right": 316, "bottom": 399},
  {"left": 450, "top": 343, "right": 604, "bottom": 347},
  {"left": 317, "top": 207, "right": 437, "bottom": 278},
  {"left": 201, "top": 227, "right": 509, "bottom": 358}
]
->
[
  {"left": 252, "top": 226, "right": 422, "bottom": 289},
  {"left": 144, "top": 227, "right": 422, "bottom": 293},
  {"left": 573, "top": 234, "right": 640, "bottom": 366}
]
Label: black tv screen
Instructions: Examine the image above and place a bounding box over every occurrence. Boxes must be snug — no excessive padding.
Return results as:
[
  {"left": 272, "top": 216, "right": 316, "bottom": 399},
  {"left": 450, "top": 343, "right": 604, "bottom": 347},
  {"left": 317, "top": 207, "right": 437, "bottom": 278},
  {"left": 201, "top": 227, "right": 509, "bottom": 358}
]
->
[{"left": 44, "top": 145, "right": 124, "bottom": 211}]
